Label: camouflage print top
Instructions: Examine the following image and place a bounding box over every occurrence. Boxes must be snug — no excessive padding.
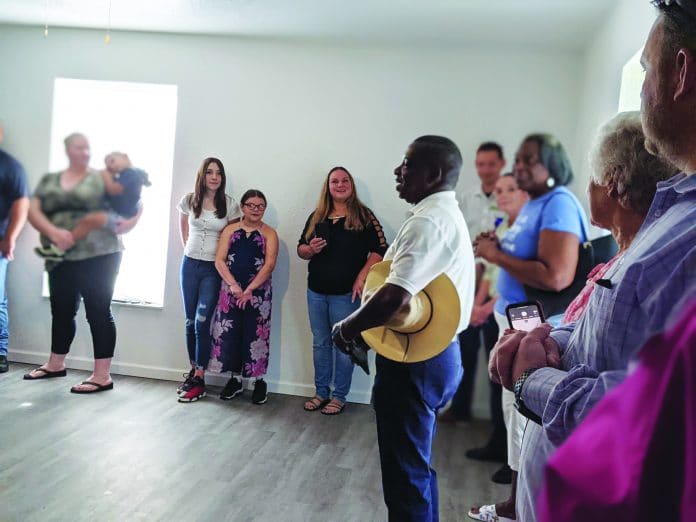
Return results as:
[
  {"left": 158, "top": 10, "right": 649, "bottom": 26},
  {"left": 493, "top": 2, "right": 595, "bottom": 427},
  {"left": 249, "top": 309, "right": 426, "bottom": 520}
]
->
[{"left": 33, "top": 170, "right": 122, "bottom": 269}]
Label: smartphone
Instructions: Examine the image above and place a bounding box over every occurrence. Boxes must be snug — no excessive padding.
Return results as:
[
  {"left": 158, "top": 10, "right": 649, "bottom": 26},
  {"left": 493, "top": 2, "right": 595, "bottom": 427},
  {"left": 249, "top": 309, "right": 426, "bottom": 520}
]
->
[
  {"left": 314, "top": 222, "right": 330, "bottom": 243},
  {"left": 506, "top": 301, "right": 545, "bottom": 332}
]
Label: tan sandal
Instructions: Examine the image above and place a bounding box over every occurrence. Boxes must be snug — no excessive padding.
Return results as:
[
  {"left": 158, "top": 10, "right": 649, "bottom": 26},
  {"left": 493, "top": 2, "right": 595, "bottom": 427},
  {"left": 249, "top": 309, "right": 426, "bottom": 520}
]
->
[
  {"left": 304, "top": 396, "right": 329, "bottom": 412},
  {"left": 320, "top": 399, "right": 345, "bottom": 415}
]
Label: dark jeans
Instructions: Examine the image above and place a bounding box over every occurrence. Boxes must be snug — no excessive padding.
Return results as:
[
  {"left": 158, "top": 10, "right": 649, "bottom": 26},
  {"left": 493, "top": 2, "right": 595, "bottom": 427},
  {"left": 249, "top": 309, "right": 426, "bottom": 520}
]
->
[
  {"left": 180, "top": 256, "right": 221, "bottom": 369},
  {"left": 48, "top": 252, "right": 122, "bottom": 359},
  {"left": 452, "top": 314, "right": 506, "bottom": 451},
  {"left": 373, "top": 341, "right": 462, "bottom": 522}
]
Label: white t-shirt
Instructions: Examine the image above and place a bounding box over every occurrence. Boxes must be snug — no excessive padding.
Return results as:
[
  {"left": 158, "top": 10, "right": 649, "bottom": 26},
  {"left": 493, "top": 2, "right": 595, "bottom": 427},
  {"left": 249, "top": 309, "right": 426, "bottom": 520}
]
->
[
  {"left": 384, "top": 191, "right": 475, "bottom": 334},
  {"left": 177, "top": 194, "right": 241, "bottom": 262},
  {"left": 456, "top": 184, "right": 506, "bottom": 241}
]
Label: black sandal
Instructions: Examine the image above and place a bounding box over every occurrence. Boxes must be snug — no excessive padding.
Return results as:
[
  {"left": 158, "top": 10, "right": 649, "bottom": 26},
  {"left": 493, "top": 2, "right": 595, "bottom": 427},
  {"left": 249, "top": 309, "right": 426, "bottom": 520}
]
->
[
  {"left": 320, "top": 399, "right": 345, "bottom": 416},
  {"left": 23, "top": 367, "right": 67, "bottom": 380},
  {"left": 70, "top": 380, "right": 114, "bottom": 394},
  {"left": 304, "top": 396, "right": 329, "bottom": 412}
]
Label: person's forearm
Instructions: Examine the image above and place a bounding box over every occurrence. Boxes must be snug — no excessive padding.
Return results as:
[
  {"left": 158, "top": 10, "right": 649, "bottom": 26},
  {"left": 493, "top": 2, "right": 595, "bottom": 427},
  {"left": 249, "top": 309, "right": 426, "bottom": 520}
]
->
[
  {"left": 481, "top": 297, "right": 496, "bottom": 316},
  {"left": 523, "top": 366, "right": 627, "bottom": 446},
  {"left": 475, "top": 278, "right": 491, "bottom": 306},
  {"left": 102, "top": 172, "right": 124, "bottom": 195},
  {"left": 5, "top": 197, "right": 29, "bottom": 241},
  {"left": 341, "top": 283, "right": 411, "bottom": 339},
  {"left": 297, "top": 244, "right": 314, "bottom": 260},
  {"left": 247, "top": 260, "right": 276, "bottom": 291},
  {"left": 357, "top": 252, "right": 383, "bottom": 281},
  {"left": 214, "top": 258, "right": 238, "bottom": 287},
  {"left": 490, "top": 250, "right": 568, "bottom": 292}
]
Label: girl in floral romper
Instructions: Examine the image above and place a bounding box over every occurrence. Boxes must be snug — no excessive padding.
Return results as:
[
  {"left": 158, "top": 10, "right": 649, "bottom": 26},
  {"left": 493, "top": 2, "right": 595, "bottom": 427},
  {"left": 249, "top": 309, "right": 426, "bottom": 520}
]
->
[{"left": 210, "top": 189, "right": 278, "bottom": 404}]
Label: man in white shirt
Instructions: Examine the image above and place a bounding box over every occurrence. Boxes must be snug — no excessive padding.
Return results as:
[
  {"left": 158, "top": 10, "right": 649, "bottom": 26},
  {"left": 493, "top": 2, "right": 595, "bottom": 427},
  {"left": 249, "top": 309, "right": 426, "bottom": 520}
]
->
[
  {"left": 333, "top": 135, "right": 475, "bottom": 522},
  {"left": 456, "top": 142, "right": 506, "bottom": 241}
]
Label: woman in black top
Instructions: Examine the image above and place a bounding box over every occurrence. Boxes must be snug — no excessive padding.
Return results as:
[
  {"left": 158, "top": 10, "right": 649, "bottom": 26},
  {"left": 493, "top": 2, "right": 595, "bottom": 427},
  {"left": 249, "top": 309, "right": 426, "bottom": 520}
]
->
[{"left": 298, "top": 166, "right": 387, "bottom": 415}]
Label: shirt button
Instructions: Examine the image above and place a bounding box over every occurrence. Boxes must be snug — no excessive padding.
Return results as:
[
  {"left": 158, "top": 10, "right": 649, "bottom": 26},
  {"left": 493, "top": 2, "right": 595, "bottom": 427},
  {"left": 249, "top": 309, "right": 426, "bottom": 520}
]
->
[{"left": 654, "top": 210, "right": 662, "bottom": 218}]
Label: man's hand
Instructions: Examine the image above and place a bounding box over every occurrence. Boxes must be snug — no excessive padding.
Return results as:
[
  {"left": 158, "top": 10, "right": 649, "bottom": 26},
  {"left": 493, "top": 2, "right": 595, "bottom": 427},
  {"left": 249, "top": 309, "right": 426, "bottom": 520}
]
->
[
  {"left": 489, "top": 329, "right": 527, "bottom": 389},
  {"left": 490, "top": 324, "right": 562, "bottom": 390},
  {"left": 331, "top": 321, "right": 370, "bottom": 375},
  {"left": 512, "top": 325, "right": 561, "bottom": 385},
  {"left": 0, "top": 237, "right": 15, "bottom": 260}
]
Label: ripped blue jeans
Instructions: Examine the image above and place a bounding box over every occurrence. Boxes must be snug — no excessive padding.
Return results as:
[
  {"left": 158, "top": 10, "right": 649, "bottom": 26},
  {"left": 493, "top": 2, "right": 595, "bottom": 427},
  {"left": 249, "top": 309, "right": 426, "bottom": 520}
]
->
[{"left": 180, "top": 256, "right": 221, "bottom": 370}]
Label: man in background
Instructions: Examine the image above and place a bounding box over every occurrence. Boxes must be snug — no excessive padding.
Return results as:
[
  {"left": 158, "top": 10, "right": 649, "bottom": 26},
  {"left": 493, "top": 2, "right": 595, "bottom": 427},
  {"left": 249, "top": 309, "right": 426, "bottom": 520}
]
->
[
  {"left": 446, "top": 142, "right": 509, "bottom": 481},
  {"left": 0, "top": 122, "right": 30, "bottom": 373}
]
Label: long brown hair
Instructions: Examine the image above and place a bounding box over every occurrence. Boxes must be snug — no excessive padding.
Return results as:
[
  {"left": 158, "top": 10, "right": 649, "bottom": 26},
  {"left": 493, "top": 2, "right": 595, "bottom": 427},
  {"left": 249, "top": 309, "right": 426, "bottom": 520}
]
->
[
  {"left": 304, "top": 166, "right": 371, "bottom": 241},
  {"left": 188, "top": 157, "right": 227, "bottom": 219}
]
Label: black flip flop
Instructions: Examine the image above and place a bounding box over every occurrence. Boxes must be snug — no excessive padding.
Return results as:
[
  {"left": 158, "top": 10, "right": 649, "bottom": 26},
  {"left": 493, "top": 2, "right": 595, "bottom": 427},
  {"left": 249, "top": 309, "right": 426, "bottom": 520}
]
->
[
  {"left": 23, "top": 367, "right": 67, "bottom": 380},
  {"left": 70, "top": 380, "right": 114, "bottom": 394}
]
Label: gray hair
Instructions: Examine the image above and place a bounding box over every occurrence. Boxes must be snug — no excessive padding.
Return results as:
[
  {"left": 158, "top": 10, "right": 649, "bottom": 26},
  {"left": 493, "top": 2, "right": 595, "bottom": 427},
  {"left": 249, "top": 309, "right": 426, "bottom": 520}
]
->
[
  {"left": 523, "top": 133, "right": 574, "bottom": 186},
  {"left": 590, "top": 111, "right": 677, "bottom": 215}
]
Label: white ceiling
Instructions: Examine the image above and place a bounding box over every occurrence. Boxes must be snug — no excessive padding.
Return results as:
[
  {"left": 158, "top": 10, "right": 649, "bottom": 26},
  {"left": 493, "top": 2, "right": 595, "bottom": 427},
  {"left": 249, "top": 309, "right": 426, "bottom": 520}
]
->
[{"left": 0, "top": 0, "right": 616, "bottom": 49}]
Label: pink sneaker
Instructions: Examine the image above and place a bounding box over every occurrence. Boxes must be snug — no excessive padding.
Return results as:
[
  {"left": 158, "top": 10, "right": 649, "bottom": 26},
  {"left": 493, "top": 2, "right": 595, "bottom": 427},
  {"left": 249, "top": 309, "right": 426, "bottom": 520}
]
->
[{"left": 177, "top": 377, "right": 206, "bottom": 402}]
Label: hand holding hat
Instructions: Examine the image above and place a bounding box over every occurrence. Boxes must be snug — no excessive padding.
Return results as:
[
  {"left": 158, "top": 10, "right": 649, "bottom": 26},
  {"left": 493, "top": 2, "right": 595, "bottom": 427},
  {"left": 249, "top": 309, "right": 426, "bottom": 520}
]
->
[{"left": 331, "top": 321, "right": 370, "bottom": 375}]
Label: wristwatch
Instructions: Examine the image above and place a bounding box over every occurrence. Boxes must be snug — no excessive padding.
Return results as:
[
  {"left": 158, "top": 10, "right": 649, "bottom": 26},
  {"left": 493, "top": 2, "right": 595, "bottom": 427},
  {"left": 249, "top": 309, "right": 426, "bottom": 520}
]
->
[{"left": 513, "top": 368, "right": 542, "bottom": 425}]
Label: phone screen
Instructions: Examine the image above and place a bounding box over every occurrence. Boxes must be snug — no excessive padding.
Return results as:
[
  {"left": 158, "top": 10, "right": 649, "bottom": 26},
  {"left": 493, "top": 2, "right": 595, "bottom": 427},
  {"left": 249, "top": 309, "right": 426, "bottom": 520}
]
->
[{"left": 508, "top": 304, "right": 544, "bottom": 332}]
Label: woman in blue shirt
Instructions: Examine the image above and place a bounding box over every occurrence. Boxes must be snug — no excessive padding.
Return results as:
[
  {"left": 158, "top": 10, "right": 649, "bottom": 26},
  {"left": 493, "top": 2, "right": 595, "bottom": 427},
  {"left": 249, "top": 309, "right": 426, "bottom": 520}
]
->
[{"left": 470, "top": 133, "right": 587, "bottom": 522}]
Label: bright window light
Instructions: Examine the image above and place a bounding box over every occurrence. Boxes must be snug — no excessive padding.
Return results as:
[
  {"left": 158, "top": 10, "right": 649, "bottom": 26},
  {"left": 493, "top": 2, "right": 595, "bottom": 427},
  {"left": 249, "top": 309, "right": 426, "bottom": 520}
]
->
[
  {"left": 618, "top": 48, "right": 644, "bottom": 112},
  {"left": 45, "top": 78, "right": 178, "bottom": 307}
]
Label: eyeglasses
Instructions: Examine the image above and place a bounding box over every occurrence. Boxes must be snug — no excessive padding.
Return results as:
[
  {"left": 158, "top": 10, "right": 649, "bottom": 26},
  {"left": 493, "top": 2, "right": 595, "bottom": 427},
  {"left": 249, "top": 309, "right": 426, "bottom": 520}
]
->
[{"left": 244, "top": 203, "right": 266, "bottom": 211}]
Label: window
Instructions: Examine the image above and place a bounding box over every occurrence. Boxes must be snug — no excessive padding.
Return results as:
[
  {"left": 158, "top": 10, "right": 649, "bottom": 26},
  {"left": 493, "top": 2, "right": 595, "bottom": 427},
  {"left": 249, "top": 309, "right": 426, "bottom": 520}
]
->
[
  {"left": 618, "top": 48, "right": 644, "bottom": 112},
  {"left": 46, "top": 78, "right": 178, "bottom": 307}
]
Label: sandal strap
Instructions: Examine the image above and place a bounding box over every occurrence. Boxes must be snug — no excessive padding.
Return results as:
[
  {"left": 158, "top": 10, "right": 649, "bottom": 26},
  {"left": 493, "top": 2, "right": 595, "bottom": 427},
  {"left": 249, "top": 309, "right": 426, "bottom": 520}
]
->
[{"left": 304, "top": 396, "right": 327, "bottom": 410}]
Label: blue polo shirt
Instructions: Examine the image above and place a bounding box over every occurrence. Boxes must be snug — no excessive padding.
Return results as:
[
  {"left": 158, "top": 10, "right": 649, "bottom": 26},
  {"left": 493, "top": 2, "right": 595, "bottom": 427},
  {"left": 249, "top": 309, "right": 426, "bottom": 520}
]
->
[
  {"left": 494, "top": 186, "right": 588, "bottom": 315},
  {"left": 0, "top": 149, "right": 29, "bottom": 239}
]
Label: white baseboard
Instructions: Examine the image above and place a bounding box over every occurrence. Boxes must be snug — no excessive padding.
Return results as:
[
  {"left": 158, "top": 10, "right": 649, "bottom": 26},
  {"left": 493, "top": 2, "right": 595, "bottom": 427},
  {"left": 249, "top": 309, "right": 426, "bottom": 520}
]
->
[{"left": 8, "top": 350, "right": 372, "bottom": 404}]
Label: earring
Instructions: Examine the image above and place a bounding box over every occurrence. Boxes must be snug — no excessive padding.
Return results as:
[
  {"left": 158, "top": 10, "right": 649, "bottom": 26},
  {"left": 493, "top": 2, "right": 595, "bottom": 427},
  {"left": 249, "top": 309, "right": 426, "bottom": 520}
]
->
[{"left": 546, "top": 177, "right": 556, "bottom": 188}]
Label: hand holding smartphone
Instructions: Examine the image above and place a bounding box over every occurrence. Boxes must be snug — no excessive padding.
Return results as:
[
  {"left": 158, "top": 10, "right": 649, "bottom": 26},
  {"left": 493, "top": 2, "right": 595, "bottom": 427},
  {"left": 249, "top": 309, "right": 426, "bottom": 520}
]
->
[{"left": 506, "top": 301, "right": 545, "bottom": 332}]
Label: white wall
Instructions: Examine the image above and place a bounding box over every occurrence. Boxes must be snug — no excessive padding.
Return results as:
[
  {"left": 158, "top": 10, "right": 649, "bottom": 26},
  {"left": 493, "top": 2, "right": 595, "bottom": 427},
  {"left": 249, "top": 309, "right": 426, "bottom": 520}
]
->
[
  {"left": 0, "top": 24, "right": 583, "bottom": 405},
  {"left": 573, "top": 0, "right": 657, "bottom": 200}
]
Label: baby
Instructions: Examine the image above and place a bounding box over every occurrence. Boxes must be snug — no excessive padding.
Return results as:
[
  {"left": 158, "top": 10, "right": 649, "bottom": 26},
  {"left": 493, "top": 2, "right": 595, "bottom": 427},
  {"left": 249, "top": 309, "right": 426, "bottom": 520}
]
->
[{"left": 35, "top": 151, "right": 151, "bottom": 260}]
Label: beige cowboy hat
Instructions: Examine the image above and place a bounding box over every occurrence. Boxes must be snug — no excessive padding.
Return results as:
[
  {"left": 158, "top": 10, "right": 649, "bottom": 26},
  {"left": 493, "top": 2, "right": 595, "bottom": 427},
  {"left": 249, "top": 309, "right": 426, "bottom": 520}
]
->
[{"left": 361, "top": 260, "right": 461, "bottom": 363}]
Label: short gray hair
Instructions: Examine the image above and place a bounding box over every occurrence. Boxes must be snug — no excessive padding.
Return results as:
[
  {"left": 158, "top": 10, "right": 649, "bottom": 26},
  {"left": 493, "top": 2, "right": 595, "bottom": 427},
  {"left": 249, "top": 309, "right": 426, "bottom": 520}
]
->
[{"left": 590, "top": 111, "right": 677, "bottom": 214}]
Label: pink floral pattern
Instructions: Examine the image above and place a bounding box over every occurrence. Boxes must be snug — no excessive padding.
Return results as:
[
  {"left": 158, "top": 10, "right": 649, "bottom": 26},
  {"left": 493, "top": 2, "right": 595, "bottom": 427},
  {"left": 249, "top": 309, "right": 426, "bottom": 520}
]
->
[{"left": 208, "top": 229, "right": 272, "bottom": 377}]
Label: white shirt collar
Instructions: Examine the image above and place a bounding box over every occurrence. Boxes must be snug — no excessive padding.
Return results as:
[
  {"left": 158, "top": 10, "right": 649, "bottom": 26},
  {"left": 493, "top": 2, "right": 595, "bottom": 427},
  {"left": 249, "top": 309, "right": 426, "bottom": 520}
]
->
[{"left": 408, "top": 190, "right": 457, "bottom": 217}]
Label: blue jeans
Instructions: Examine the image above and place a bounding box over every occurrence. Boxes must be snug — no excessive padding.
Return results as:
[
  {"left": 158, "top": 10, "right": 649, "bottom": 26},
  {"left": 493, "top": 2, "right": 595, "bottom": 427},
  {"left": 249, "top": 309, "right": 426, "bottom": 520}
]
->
[
  {"left": 373, "top": 341, "right": 463, "bottom": 522},
  {"left": 0, "top": 257, "right": 8, "bottom": 357},
  {"left": 180, "top": 256, "right": 221, "bottom": 369},
  {"left": 307, "top": 289, "right": 360, "bottom": 402}
]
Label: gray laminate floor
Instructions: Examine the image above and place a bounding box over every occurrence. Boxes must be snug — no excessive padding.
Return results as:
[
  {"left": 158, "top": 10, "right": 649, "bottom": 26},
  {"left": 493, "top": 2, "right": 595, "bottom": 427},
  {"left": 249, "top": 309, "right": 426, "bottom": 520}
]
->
[{"left": 0, "top": 363, "right": 508, "bottom": 522}]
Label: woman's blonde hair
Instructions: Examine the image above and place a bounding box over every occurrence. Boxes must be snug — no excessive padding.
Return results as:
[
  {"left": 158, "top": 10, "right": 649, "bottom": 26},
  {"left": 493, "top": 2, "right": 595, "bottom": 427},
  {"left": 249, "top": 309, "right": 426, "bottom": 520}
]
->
[
  {"left": 304, "top": 166, "right": 371, "bottom": 241},
  {"left": 590, "top": 111, "right": 677, "bottom": 215}
]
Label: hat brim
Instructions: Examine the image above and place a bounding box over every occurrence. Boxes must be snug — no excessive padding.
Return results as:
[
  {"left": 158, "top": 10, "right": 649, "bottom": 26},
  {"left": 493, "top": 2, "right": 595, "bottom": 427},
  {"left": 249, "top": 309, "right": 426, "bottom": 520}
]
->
[{"left": 361, "top": 261, "right": 460, "bottom": 363}]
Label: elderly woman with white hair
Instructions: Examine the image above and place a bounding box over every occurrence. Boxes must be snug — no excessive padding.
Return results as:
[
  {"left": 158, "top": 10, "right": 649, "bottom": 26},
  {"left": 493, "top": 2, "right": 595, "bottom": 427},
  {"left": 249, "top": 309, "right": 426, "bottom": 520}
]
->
[{"left": 562, "top": 111, "right": 677, "bottom": 324}]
